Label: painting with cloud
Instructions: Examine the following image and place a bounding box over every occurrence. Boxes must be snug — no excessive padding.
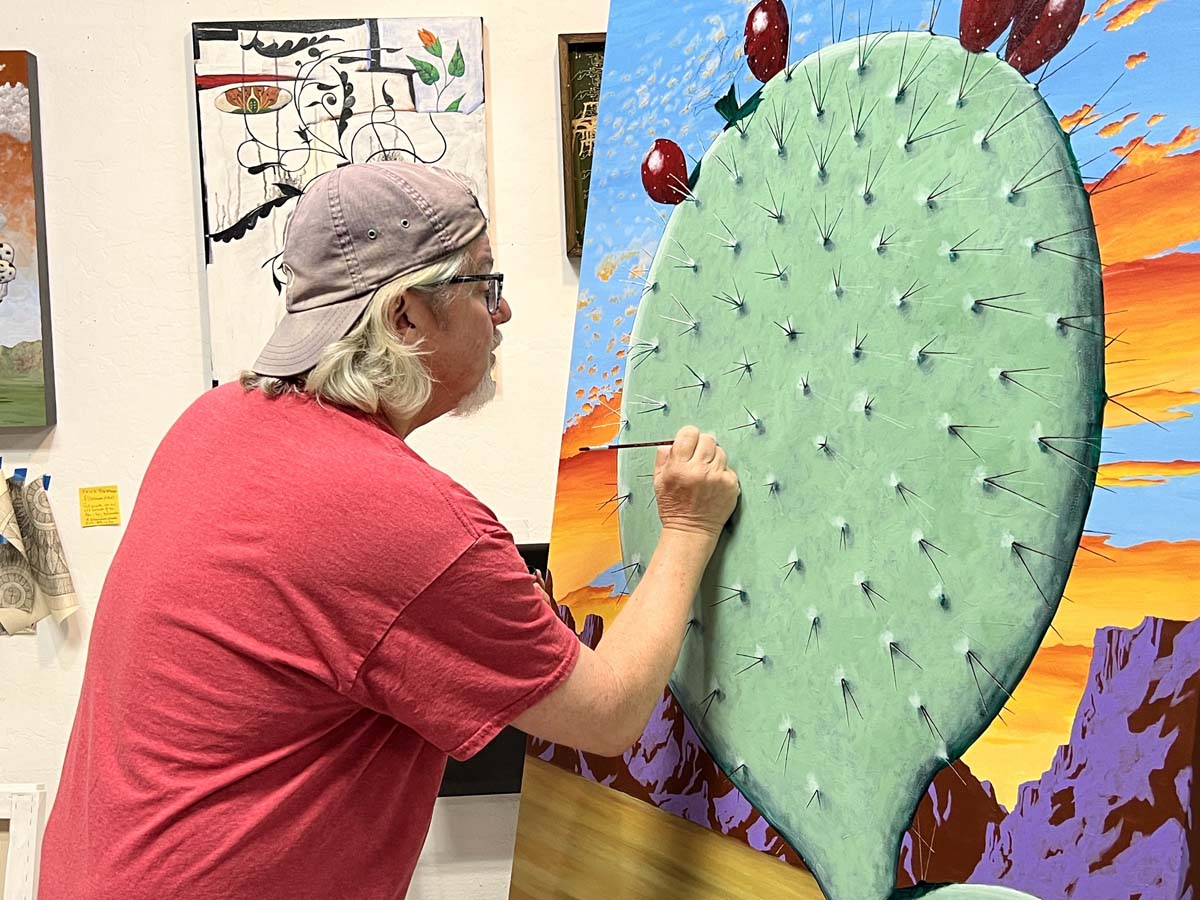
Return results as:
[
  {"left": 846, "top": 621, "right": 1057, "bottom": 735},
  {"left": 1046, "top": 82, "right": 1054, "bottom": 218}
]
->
[
  {"left": 192, "top": 18, "right": 489, "bottom": 384},
  {"left": 0, "top": 51, "right": 55, "bottom": 429},
  {"left": 512, "top": 1, "right": 1200, "bottom": 897}
]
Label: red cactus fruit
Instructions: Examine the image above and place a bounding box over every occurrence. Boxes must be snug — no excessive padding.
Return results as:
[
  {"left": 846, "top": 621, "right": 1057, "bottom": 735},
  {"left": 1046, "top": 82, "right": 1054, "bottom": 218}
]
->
[
  {"left": 745, "top": 0, "right": 790, "bottom": 83},
  {"left": 959, "top": 0, "right": 1020, "bottom": 52},
  {"left": 1006, "top": 0, "right": 1086, "bottom": 74},
  {"left": 641, "top": 138, "right": 689, "bottom": 205}
]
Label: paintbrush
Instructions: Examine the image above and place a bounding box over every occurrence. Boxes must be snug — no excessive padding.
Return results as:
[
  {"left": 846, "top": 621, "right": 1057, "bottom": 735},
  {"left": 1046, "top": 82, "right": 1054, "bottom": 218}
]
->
[{"left": 577, "top": 439, "right": 675, "bottom": 453}]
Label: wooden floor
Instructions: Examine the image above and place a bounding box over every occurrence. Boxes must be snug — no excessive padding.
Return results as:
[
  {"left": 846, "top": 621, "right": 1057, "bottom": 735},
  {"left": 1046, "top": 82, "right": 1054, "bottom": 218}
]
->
[{"left": 510, "top": 757, "right": 826, "bottom": 900}]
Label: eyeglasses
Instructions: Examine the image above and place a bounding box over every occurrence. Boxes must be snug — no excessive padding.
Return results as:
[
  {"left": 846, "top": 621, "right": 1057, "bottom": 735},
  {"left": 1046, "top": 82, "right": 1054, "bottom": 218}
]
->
[{"left": 437, "top": 273, "right": 505, "bottom": 314}]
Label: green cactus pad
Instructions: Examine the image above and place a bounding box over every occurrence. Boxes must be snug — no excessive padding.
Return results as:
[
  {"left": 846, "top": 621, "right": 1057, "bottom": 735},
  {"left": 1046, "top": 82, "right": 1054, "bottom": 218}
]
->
[{"left": 617, "top": 33, "right": 1101, "bottom": 900}]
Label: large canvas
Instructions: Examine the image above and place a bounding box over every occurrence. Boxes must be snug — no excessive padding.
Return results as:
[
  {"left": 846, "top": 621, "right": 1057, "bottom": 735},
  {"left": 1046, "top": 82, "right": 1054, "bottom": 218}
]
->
[
  {"left": 0, "top": 52, "right": 55, "bottom": 429},
  {"left": 513, "top": 1, "right": 1199, "bottom": 898},
  {"left": 192, "top": 18, "right": 489, "bottom": 384}
]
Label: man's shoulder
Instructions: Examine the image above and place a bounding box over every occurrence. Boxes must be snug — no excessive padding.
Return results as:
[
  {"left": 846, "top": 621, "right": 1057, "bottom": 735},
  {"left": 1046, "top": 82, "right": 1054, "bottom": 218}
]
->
[
  {"left": 375, "top": 445, "right": 502, "bottom": 541},
  {"left": 161, "top": 385, "right": 503, "bottom": 537},
  {"left": 271, "top": 399, "right": 504, "bottom": 540}
]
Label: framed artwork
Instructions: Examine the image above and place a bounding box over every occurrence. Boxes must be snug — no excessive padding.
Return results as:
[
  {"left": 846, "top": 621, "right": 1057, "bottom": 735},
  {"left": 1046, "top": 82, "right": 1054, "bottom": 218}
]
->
[
  {"left": 558, "top": 33, "right": 605, "bottom": 258},
  {"left": 0, "top": 52, "right": 55, "bottom": 430},
  {"left": 191, "top": 18, "right": 490, "bottom": 385},
  {"left": 514, "top": 0, "right": 1200, "bottom": 898}
]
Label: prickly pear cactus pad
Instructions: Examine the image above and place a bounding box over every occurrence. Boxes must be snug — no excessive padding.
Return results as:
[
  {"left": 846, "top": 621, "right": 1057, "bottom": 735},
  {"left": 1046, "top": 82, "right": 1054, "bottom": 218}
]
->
[{"left": 617, "top": 33, "right": 1103, "bottom": 900}]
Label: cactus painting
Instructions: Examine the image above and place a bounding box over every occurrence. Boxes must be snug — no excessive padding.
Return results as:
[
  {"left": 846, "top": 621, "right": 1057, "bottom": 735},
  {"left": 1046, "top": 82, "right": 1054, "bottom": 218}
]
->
[
  {"left": 515, "top": 2, "right": 1200, "bottom": 898},
  {"left": 615, "top": 17, "right": 1104, "bottom": 900}
]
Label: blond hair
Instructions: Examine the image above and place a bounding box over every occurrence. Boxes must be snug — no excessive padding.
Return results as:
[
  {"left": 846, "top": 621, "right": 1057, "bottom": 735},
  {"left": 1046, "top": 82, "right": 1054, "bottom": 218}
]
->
[{"left": 240, "top": 247, "right": 471, "bottom": 421}]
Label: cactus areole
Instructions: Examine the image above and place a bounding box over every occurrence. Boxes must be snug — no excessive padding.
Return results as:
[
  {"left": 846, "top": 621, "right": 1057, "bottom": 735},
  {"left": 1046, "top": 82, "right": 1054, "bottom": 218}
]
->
[{"left": 618, "top": 33, "right": 1102, "bottom": 900}]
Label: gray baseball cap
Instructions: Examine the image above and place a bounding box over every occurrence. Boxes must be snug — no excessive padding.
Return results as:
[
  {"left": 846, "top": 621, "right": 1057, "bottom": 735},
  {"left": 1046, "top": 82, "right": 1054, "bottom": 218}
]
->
[{"left": 253, "top": 160, "right": 488, "bottom": 377}]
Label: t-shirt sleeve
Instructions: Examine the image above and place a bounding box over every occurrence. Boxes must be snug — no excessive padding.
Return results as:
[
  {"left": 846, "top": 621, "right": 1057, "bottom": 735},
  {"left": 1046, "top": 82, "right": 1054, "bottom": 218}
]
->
[{"left": 348, "top": 529, "right": 582, "bottom": 760}]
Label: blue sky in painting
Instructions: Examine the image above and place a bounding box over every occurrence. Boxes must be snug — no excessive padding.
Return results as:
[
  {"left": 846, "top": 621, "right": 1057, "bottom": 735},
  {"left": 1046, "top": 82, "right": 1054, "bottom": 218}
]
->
[
  {"left": 1088, "top": 473, "right": 1200, "bottom": 546},
  {"left": 1087, "top": 409, "right": 1200, "bottom": 545},
  {"left": 565, "top": 0, "right": 1198, "bottom": 549}
]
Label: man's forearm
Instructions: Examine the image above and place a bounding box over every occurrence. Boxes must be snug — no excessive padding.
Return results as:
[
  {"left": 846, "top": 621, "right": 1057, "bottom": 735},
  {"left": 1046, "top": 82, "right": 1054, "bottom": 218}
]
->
[{"left": 593, "top": 526, "right": 719, "bottom": 749}]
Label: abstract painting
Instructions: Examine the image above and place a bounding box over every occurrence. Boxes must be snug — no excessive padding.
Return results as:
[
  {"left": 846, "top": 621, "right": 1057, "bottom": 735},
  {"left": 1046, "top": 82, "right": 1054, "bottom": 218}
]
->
[
  {"left": 0, "top": 52, "right": 55, "bottom": 430},
  {"left": 513, "top": 1, "right": 1199, "bottom": 898},
  {"left": 192, "top": 18, "right": 489, "bottom": 384}
]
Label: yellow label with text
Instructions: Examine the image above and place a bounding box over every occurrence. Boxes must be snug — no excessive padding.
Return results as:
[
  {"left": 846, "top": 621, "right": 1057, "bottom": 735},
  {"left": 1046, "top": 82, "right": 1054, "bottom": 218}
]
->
[{"left": 79, "top": 485, "right": 121, "bottom": 528}]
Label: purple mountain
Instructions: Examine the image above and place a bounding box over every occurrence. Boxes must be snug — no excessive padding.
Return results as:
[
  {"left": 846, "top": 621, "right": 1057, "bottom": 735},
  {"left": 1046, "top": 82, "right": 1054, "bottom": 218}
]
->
[
  {"left": 539, "top": 603, "right": 1008, "bottom": 885},
  {"left": 970, "top": 616, "right": 1200, "bottom": 899},
  {"left": 555, "top": 602, "right": 604, "bottom": 650},
  {"left": 898, "top": 765, "right": 1007, "bottom": 887}
]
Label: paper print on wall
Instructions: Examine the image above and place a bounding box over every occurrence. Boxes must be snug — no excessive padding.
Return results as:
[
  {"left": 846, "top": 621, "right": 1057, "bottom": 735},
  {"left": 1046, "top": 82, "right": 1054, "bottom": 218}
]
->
[
  {"left": 192, "top": 18, "right": 489, "bottom": 384},
  {"left": 0, "top": 52, "right": 56, "bottom": 429},
  {"left": 1, "top": 469, "right": 78, "bottom": 635},
  {"left": 515, "top": 1, "right": 1199, "bottom": 898}
]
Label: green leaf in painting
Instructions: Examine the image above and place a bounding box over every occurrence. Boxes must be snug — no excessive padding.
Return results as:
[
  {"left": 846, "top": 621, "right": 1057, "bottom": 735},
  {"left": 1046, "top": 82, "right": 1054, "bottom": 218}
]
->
[
  {"left": 407, "top": 56, "right": 441, "bottom": 85},
  {"left": 448, "top": 41, "right": 466, "bottom": 77},
  {"left": 714, "top": 84, "right": 740, "bottom": 123},
  {"left": 445, "top": 95, "right": 465, "bottom": 112},
  {"left": 713, "top": 83, "right": 763, "bottom": 131},
  {"left": 737, "top": 88, "right": 764, "bottom": 123}
]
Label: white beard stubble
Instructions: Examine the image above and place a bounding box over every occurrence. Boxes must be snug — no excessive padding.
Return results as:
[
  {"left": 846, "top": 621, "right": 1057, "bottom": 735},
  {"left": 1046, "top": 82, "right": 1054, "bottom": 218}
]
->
[{"left": 451, "top": 332, "right": 501, "bottom": 418}]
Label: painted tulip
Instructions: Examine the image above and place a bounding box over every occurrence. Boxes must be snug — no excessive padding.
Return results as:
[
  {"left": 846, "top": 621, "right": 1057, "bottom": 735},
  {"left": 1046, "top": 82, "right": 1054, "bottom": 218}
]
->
[
  {"left": 959, "top": 0, "right": 1020, "bottom": 52},
  {"left": 744, "top": 0, "right": 790, "bottom": 83},
  {"left": 418, "top": 28, "right": 443, "bottom": 57},
  {"left": 641, "top": 139, "right": 689, "bottom": 205},
  {"left": 1006, "top": 0, "right": 1086, "bottom": 74},
  {"left": 221, "top": 85, "right": 287, "bottom": 115}
]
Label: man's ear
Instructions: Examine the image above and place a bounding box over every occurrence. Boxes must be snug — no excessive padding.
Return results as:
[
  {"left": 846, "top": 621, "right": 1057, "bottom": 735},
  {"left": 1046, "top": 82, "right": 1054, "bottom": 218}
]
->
[{"left": 391, "top": 292, "right": 423, "bottom": 345}]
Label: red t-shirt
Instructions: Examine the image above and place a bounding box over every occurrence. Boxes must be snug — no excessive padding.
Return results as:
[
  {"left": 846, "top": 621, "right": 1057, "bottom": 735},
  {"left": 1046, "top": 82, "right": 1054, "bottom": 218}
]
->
[{"left": 39, "top": 384, "right": 580, "bottom": 899}]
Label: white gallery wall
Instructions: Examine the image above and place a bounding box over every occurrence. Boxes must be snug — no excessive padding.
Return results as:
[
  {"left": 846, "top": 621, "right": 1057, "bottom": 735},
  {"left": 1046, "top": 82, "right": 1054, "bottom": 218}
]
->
[{"left": 0, "top": 1, "right": 608, "bottom": 896}]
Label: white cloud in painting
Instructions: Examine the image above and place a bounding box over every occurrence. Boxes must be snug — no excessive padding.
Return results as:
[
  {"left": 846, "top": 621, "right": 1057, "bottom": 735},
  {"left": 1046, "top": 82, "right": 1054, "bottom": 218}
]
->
[{"left": 0, "top": 81, "right": 31, "bottom": 143}]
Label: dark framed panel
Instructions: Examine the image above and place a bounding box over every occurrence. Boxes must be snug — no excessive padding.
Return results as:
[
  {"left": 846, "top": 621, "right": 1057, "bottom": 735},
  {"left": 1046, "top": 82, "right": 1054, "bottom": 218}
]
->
[
  {"left": 557, "top": 33, "right": 605, "bottom": 258},
  {"left": 438, "top": 542, "right": 550, "bottom": 797}
]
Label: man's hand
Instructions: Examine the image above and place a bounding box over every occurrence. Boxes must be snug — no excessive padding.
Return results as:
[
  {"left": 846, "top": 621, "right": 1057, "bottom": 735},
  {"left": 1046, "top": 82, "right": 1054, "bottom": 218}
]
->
[
  {"left": 533, "top": 569, "right": 557, "bottom": 613},
  {"left": 653, "top": 426, "right": 741, "bottom": 538},
  {"left": 513, "top": 433, "right": 740, "bottom": 757}
]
